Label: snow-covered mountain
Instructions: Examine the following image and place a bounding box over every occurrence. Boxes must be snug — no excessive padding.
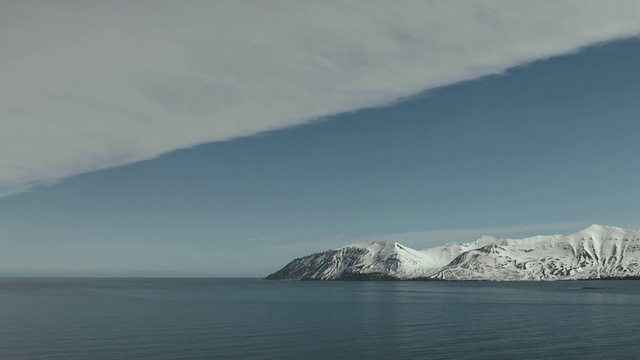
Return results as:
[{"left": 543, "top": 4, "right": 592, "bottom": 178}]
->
[{"left": 265, "top": 225, "right": 640, "bottom": 281}]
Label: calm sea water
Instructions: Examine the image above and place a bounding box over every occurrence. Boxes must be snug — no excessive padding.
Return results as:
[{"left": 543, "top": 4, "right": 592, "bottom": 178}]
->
[{"left": 0, "top": 278, "right": 639, "bottom": 359}]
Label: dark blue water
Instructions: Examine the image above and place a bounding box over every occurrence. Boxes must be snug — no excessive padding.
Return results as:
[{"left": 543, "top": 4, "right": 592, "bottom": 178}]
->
[{"left": 0, "top": 278, "right": 638, "bottom": 359}]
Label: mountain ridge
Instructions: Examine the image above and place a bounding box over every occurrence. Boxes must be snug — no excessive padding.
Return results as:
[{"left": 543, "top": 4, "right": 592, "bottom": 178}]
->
[{"left": 265, "top": 224, "right": 640, "bottom": 281}]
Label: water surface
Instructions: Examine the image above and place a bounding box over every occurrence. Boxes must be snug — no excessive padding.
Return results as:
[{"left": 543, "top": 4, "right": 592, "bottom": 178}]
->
[{"left": 0, "top": 278, "right": 638, "bottom": 359}]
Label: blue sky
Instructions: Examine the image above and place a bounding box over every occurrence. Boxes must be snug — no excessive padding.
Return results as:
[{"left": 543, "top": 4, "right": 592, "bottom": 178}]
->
[{"left": 2, "top": 2, "right": 640, "bottom": 276}]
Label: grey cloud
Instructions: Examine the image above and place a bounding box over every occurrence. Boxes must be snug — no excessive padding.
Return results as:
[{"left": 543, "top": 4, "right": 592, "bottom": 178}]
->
[{"left": 1, "top": 1, "right": 640, "bottom": 196}]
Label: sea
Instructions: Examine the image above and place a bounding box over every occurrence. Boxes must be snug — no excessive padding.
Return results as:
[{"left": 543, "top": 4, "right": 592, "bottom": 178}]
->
[{"left": 0, "top": 278, "right": 638, "bottom": 359}]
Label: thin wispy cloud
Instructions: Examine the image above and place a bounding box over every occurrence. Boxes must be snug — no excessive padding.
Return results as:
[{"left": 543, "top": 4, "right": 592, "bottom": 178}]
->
[
  {"left": 2, "top": 1, "right": 640, "bottom": 197},
  {"left": 347, "top": 222, "right": 588, "bottom": 250}
]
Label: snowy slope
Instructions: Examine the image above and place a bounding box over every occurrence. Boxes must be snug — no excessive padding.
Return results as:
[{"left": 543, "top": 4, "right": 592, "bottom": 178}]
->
[
  {"left": 265, "top": 225, "right": 640, "bottom": 281},
  {"left": 431, "top": 224, "right": 640, "bottom": 280},
  {"left": 265, "top": 241, "right": 439, "bottom": 280}
]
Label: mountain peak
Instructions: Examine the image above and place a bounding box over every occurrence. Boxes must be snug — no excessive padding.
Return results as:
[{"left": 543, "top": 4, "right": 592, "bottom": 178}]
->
[
  {"left": 338, "top": 240, "right": 398, "bottom": 251},
  {"left": 586, "top": 224, "right": 612, "bottom": 230},
  {"left": 267, "top": 224, "right": 640, "bottom": 281},
  {"left": 576, "top": 224, "right": 627, "bottom": 235}
]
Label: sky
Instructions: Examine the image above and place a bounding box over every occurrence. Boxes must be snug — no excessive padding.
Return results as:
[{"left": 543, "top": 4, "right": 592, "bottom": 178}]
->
[{"left": 1, "top": 2, "right": 640, "bottom": 276}]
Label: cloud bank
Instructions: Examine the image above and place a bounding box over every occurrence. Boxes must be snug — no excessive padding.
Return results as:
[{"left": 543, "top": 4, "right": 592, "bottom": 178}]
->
[{"left": 2, "top": 1, "right": 640, "bottom": 196}]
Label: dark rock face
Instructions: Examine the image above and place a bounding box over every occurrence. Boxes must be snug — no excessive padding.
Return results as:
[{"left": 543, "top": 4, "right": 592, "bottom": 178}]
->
[{"left": 265, "top": 248, "right": 370, "bottom": 280}]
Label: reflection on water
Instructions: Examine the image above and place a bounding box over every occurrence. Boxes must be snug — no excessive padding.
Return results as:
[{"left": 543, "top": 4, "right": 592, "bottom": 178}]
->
[{"left": 0, "top": 279, "right": 639, "bottom": 359}]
